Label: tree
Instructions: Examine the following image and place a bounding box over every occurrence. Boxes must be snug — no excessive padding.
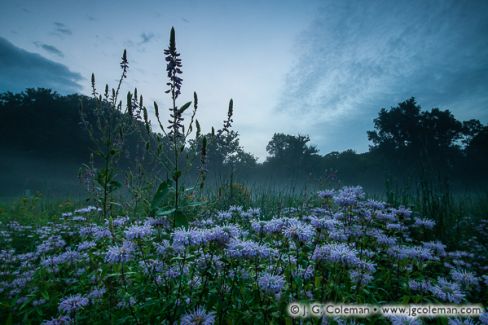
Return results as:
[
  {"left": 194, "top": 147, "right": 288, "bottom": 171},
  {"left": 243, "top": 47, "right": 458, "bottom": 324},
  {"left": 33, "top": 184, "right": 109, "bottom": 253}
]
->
[
  {"left": 265, "top": 133, "right": 319, "bottom": 178},
  {"left": 367, "top": 97, "right": 465, "bottom": 175}
]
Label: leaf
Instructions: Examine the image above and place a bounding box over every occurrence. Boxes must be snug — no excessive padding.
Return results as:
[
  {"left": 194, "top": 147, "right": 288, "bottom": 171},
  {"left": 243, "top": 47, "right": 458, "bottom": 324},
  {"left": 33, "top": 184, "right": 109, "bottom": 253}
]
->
[
  {"left": 155, "top": 208, "right": 176, "bottom": 217},
  {"left": 178, "top": 101, "right": 192, "bottom": 115},
  {"left": 150, "top": 180, "right": 172, "bottom": 213},
  {"left": 109, "top": 180, "right": 122, "bottom": 191},
  {"left": 181, "top": 201, "right": 205, "bottom": 208}
]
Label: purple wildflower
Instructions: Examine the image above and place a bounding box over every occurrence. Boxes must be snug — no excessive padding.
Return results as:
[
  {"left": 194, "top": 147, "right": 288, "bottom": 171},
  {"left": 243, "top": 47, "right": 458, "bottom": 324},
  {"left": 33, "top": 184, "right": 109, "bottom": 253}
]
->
[
  {"left": 450, "top": 269, "right": 479, "bottom": 287},
  {"left": 388, "top": 316, "right": 422, "bottom": 325},
  {"left": 87, "top": 286, "right": 106, "bottom": 300},
  {"left": 282, "top": 219, "right": 315, "bottom": 243},
  {"left": 124, "top": 224, "right": 154, "bottom": 240},
  {"left": 408, "top": 279, "right": 432, "bottom": 293},
  {"left": 105, "top": 240, "right": 136, "bottom": 264},
  {"left": 58, "top": 294, "right": 89, "bottom": 314},
  {"left": 413, "top": 217, "right": 436, "bottom": 229},
  {"left": 180, "top": 306, "right": 215, "bottom": 325},
  {"left": 41, "top": 316, "right": 72, "bottom": 325},
  {"left": 430, "top": 277, "right": 465, "bottom": 303},
  {"left": 318, "top": 189, "right": 335, "bottom": 199},
  {"left": 258, "top": 272, "right": 286, "bottom": 295},
  {"left": 312, "top": 243, "right": 361, "bottom": 267},
  {"left": 77, "top": 241, "right": 96, "bottom": 251}
]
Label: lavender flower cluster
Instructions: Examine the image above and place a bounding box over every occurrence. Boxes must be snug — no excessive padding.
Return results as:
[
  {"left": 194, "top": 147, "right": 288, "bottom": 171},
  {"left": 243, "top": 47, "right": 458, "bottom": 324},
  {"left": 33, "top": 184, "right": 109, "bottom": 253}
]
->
[{"left": 0, "top": 186, "right": 486, "bottom": 324}]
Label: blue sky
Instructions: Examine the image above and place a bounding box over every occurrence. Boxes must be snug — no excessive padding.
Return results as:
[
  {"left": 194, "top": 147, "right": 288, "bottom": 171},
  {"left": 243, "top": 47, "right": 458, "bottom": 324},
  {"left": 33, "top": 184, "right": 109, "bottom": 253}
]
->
[{"left": 1, "top": 0, "right": 487, "bottom": 160}]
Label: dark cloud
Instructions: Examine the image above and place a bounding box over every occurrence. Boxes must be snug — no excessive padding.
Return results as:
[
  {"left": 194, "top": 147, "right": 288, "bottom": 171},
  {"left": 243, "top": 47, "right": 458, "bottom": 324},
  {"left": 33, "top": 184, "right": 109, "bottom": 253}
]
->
[
  {"left": 0, "top": 37, "right": 82, "bottom": 94},
  {"left": 139, "top": 32, "right": 155, "bottom": 45},
  {"left": 278, "top": 0, "right": 488, "bottom": 153},
  {"left": 34, "top": 42, "right": 64, "bottom": 57},
  {"left": 53, "top": 22, "right": 72, "bottom": 36}
]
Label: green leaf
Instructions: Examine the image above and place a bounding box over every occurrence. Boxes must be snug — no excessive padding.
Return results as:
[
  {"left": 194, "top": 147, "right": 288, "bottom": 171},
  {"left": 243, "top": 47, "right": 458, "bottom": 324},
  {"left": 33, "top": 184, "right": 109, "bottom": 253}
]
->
[
  {"left": 150, "top": 180, "right": 172, "bottom": 213},
  {"left": 178, "top": 101, "right": 192, "bottom": 115},
  {"left": 156, "top": 208, "right": 176, "bottom": 216},
  {"left": 181, "top": 201, "right": 205, "bottom": 208}
]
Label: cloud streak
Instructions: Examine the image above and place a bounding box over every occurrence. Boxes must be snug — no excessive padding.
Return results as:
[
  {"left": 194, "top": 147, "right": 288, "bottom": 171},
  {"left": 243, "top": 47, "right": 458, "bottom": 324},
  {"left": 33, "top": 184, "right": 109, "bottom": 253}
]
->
[
  {"left": 0, "top": 37, "right": 82, "bottom": 94},
  {"left": 53, "top": 22, "right": 72, "bottom": 36},
  {"left": 277, "top": 0, "right": 488, "bottom": 153},
  {"left": 34, "top": 42, "right": 64, "bottom": 57},
  {"left": 139, "top": 32, "right": 155, "bottom": 45}
]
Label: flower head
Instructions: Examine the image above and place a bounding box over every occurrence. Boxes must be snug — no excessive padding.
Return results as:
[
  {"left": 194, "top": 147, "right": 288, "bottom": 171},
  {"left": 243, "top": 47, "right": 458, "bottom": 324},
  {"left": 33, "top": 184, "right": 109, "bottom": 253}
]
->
[
  {"left": 58, "top": 294, "right": 89, "bottom": 314},
  {"left": 180, "top": 306, "right": 215, "bottom": 325}
]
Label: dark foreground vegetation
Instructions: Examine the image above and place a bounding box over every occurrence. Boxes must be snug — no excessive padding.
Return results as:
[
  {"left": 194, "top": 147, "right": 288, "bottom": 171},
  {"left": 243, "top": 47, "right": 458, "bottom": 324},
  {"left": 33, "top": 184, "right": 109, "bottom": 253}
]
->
[{"left": 0, "top": 28, "right": 486, "bottom": 324}]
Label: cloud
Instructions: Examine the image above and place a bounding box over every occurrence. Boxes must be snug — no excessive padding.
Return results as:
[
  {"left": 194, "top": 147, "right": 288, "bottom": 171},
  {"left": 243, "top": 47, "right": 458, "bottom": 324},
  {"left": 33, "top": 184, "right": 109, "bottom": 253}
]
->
[
  {"left": 139, "top": 32, "right": 155, "bottom": 45},
  {"left": 0, "top": 37, "right": 82, "bottom": 94},
  {"left": 53, "top": 22, "right": 72, "bottom": 36},
  {"left": 34, "top": 42, "right": 64, "bottom": 57},
  {"left": 277, "top": 0, "right": 488, "bottom": 153}
]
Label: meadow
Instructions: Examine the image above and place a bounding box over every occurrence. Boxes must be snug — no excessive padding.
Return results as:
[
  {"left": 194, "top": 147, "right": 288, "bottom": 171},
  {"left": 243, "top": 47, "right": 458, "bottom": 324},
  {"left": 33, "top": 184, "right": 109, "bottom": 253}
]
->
[{"left": 1, "top": 27, "right": 487, "bottom": 324}]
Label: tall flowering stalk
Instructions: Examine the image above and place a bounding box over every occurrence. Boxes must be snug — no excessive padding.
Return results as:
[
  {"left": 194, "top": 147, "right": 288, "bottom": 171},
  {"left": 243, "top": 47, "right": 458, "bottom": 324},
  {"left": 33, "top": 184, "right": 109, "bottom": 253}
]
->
[
  {"left": 164, "top": 27, "right": 185, "bottom": 218},
  {"left": 80, "top": 50, "right": 133, "bottom": 220},
  {"left": 149, "top": 27, "right": 219, "bottom": 227}
]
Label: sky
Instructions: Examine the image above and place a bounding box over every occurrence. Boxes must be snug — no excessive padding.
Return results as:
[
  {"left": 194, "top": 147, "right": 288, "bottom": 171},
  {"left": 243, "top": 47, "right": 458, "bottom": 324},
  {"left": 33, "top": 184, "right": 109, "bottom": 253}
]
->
[{"left": 1, "top": 0, "right": 487, "bottom": 161}]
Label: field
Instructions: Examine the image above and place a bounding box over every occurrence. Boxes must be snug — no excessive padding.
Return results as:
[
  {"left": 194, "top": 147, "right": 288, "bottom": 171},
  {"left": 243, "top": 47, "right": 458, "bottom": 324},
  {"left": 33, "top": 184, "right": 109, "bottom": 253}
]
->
[
  {"left": 1, "top": 13, "right": 488, "bottom": 324},
  {"left": 0, "top": 185, "right": 487, "bottom": 324}
]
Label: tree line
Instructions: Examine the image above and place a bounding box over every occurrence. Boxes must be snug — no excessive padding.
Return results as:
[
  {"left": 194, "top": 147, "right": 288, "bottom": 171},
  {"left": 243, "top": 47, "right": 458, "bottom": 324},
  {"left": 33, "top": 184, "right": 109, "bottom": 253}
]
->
[{"left": 1, "top": 89, "right": 486, "bottom": 195}]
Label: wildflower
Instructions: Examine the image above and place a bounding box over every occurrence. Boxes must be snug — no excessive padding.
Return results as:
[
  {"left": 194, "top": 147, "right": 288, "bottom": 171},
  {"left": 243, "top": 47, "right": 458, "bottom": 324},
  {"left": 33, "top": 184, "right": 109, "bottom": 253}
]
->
[
  {"left": 74, "top": 206, "right": 99, "bottom": 214},
  {"left": 480, "top": 312, "right": 488, "bottom": 325},
  {"left": 450, "top": 269, "right": 479, "bottom": 287},
  {"left": 124, "top": 224, "right": 154, "bottom": 240},
  {"left": 282, "top": 219, "right": 315, "bottom": 243},
  {"left": 430, "top": 277, "right": 465, "bottom": 303},
  {"left": 375, "top": 211, "right": 398, "bottom": 222},
  {"left": 386, "top": 223, "right": 408, "bottom": 232},
  {"left": 312, "top": 243, "right": 361, "bottom": 267},
  {"left": 333, "top": 186, "right": 364, "bottom": 206},
  {"left": 318, "top": 189, "right": 335, "bottom": 199},
  {"left": 139, "top": 259, "right": 165, "bottom": 274},
  {"left": 413, "top": 217, "right": 436, "bottom": 229},
  {"left": 263, "top": 218, "right": 287, "bottom": 234},
  {"left": 374, "top": 233, "right": 397, "bottom": 246},
  {"left": 164, "top": 27, "right": 183, "bottom": 98},
  {"left": 408, "top": 279, "right": 432, "bottom": 293},
  {"left": 173, "top": 227, "right": 205, "bottom": 248},
  {"left": 77, "top": 241, "right": 96, "bottom": 251},
  {"left": 349, "top": 270, "right": 374, "bottom": 287},
  {"left": 422, "top": 241, "right": 447, "bottom": 257},
  {"left": 41, "top": 316, "right": 72, "bottom": 325},
  {"left": 388, "top": 316, "right": 422, "bottom": 325},
  {"left": 180, "top": 306, "right": 216, "bottom": 325},
  {"left": 110, "top": 216, "right": 130, "bottom": 227},
  {"left": 258, "top": 272, "right": 286, "bottom": 295},
  {"left": 293, "top": 265, "right": 314, "bottom": 280},
  {"left": 393, "top": 206, "right": 412, "bottom": 219},
  {"left": 58, "top": 294, "right": 89, "bottom": 314},
  {"left": 216, "top": 211, "right": 232, "bottom": 221},
  {"left": 226, "top": 239, "right": 277, "bottom": 260},
  {"left": 155, "top": 240, "right": 172, "bottom": 256},
  {"left": 228, "top": 205, "right": 243, "bottom": 214},
  {"left": 365, "top": 199, "right": 386, "bottom": 210},
  {"left": 87, "top": 287, "right": 106, "bottom": 300},
  {"left": 117, "top": 296, "right": 136, "bottom": 309},
  {"left": 447, "top": 318, "right": 478, "bottom": 325},
  {"left": 105, "top": 241, "right": 136, "bottom": 264},
  {"left": 251, "top": 220, "right": 266, "bottom": 234}
]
